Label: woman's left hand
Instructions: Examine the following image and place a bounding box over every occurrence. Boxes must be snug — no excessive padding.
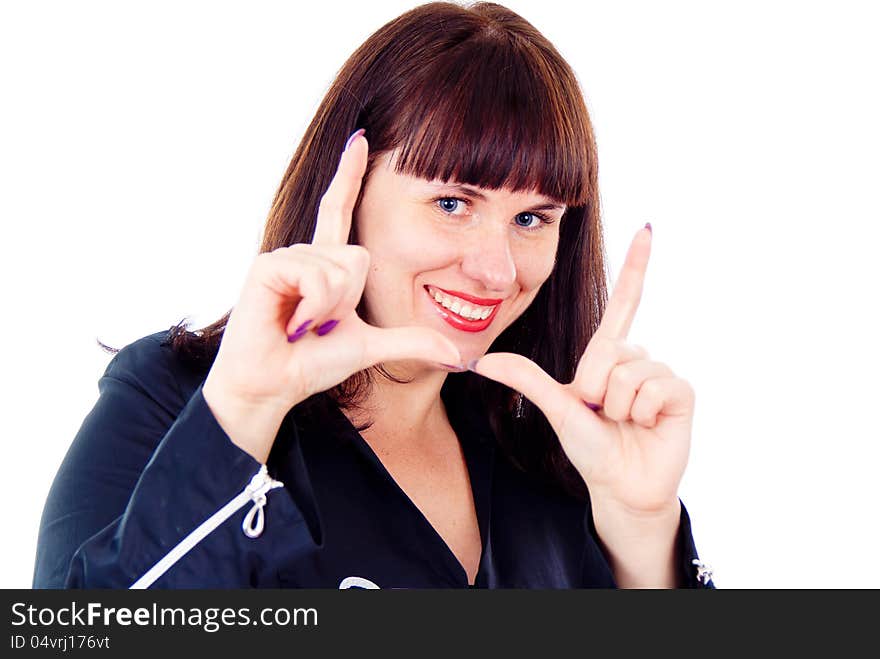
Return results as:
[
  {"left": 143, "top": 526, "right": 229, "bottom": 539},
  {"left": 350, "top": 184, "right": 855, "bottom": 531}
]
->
[{"left": 469, "top": 225, "right": 694, "bottom": 519}]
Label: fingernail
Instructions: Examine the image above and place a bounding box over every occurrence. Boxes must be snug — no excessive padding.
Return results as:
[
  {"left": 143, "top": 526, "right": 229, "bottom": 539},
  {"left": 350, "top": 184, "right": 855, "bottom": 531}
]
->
[
  {"left": 465, "top": 358, "right": 480, "bottom": 372},
  {"left": 287, "top": 319, "right": 313, "bottom": 343},
  {"left": 316, "top": 319, "right": 339, "bottom": 336},
  {"left": 437, "top": 363, "right": 467, "bottom": 372},
  {"left": 644, "top": 222, "right": 652, "bottom": 233},
  {"left": 585, "top": 401, "right": 602, "bottom": 411},
  {"left": 344, "top": 128, "right": 366, "bottom": 152}
]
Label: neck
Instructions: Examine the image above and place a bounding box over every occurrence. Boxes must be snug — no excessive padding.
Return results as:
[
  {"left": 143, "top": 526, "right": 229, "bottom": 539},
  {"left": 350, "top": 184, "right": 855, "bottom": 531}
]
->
[{"left": 344, "top": 361, "right": 451, "bottom": 450}]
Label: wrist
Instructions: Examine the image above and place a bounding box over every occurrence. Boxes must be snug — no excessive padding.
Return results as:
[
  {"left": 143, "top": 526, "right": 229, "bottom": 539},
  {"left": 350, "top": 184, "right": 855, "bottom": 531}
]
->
[
  {"left": 589, "top": 495, "right": 682, "bottom": 589},
  {"left": 590, "top": 495, "right": 681, "bottom": 537},
  {"left": 202, "top": 376, "right": 291, "bottom": 464}
]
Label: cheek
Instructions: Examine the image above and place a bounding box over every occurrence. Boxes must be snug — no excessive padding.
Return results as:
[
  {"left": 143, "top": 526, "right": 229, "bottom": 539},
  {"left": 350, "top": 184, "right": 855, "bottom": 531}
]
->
[
  {"left": 357, "top": 214, "right": 443, "bottom": 311},
  {"left": 514, "top": 241, "right": 559, "bottom": 289},
  {"left": 361, "top": 211, "right": 453, "bottom": 271}
]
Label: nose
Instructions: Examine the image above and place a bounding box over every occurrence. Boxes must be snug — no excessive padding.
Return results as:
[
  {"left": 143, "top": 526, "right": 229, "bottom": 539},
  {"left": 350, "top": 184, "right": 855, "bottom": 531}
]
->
[{"left": 460, "top": 222, "right": 517, "bottom": 295}]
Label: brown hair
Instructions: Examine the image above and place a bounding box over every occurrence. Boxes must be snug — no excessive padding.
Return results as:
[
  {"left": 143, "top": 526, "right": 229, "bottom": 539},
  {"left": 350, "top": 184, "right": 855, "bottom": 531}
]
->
[{"left": 156, "top": 1, "right": 606, "bottom": 500}]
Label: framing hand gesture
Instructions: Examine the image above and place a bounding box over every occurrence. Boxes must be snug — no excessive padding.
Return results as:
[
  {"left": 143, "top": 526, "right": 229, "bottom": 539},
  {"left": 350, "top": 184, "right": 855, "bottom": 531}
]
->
[
  {"left": 203, "top": 131, "right": 462, "bottom": 463},
  {"left": 470, "top": 226, "right": 694, "bottom": 518}
]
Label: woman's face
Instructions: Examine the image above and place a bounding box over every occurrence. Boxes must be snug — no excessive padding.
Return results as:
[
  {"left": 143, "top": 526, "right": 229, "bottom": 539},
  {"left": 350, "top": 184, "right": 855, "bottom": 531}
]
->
[{"left": 355, "top": 149, "right": 566, "bottom": 366}]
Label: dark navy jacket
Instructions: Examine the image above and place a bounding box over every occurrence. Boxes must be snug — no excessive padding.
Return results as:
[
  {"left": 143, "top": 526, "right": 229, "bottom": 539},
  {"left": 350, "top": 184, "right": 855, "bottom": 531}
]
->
[{"left": 33, "top": 330, "right": 715, "bottom": 589}]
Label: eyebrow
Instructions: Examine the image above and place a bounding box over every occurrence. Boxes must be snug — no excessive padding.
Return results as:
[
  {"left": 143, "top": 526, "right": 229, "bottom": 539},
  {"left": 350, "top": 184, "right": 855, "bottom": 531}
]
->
[{"left": 431, "top": 183, "right": 567, "bottom": 212}]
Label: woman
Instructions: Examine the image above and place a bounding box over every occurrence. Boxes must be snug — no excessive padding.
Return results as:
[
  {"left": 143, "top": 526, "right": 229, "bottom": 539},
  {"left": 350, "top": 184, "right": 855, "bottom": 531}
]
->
[{"left": 33, "top": 1, "right": 713, "bottom": 589}]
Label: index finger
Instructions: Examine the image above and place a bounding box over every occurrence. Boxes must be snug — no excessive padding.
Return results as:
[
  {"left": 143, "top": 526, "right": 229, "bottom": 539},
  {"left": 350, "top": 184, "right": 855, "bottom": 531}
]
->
[
  {"left": 595, "top": 223, "right": 652, "bottom": 340},
  {"left": 311, "top": 129, "right": 368, "bottom": 245}
]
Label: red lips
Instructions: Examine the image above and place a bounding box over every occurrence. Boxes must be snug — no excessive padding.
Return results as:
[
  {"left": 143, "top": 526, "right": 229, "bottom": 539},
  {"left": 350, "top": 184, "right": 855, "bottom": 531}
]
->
[
  {"left": 427, "top": 286, "right": 503, "bottom": 306},
  {"left": 424, "top": 285, "right": 501, "bottom": 333}
]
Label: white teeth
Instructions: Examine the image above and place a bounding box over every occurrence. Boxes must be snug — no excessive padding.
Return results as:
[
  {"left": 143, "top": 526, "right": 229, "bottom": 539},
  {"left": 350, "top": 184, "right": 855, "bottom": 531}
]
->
[{"left": 429, "top": 287, "right": 496, "bottom": 321}]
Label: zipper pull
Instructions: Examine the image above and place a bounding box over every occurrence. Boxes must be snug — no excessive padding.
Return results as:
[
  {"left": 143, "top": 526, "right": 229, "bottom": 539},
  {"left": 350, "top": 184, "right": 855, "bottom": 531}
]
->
[
  {"left": 241, "top": 464, "right": 284, "bottom": 539},
  {"left": 130, "top": 464, "right": 285, "bottom": 588}
]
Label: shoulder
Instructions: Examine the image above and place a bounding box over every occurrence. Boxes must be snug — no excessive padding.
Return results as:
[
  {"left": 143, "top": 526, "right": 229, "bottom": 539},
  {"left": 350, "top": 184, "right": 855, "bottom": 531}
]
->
[
  {"left": 101, "top": 328, "right": 206, "bottom": 413},
  {"left": 104, "top": 330, "right": 173, "bottom": 376}
]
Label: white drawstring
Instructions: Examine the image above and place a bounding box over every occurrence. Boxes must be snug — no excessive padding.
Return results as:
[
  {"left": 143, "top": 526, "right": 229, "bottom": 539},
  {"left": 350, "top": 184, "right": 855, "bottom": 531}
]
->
[
  {"left": 129, "top": 465, "right": 284, "bottom": 589},
  {"left": 242, "top": 492, "right": 269, "bottom": 538}
]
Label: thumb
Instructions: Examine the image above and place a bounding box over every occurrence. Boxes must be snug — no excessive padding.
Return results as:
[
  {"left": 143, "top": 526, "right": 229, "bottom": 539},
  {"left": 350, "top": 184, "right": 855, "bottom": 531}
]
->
[
  {"left": 469, "top": 353, "right": 569, "bottom": 425},
  {"left": 470, "top": 353, "right": 601, "bottom": 437},
  {"left": 360, "top": 324, "right": 462, "bottom": 369}
]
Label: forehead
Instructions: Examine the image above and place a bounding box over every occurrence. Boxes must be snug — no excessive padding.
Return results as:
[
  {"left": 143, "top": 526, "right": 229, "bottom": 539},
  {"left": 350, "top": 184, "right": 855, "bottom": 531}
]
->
[{"left": 371, "top": 149, "right": 564, "bottom": 207}]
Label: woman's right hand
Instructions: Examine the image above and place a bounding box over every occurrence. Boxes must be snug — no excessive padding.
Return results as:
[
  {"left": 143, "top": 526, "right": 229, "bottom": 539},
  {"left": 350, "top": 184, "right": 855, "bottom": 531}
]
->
[{"left": 201, "top": 130, "right": 463, "bottom": 463}]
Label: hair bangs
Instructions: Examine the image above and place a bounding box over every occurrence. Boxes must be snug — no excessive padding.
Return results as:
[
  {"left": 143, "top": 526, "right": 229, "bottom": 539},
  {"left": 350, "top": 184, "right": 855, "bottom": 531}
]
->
[{"left": 387, "top": 32, "right": 594, "bottom": 207}]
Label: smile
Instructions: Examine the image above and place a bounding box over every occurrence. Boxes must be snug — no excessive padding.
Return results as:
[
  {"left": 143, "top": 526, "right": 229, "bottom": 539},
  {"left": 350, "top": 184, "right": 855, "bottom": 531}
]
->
[{"left": 424, "top": 285, "right": 501, "bottom": 332}]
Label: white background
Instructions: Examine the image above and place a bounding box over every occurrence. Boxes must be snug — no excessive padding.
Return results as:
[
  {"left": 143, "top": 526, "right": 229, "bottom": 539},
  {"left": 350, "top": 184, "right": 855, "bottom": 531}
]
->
[{"left": 2, "top": 0, "right": 878, "bottom": 588}]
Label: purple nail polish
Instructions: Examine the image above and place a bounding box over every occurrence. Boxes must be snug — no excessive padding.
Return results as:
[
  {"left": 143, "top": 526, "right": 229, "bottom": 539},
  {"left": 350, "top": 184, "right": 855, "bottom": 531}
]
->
[
  {"left": 585, "top": 401, "right": 602, "bottom": 411},
  {"left": 437, "top": 363, "right": 467, "bottom": 372},
  {"left": 316, "top": 319, "right": 339, "bottom": 336},
  {"left": 644, "top": 222, "right": 652, "bottom": 233},
  {"left": 344, "top": 128, "right": 366, "bottom": 152},
  {"left": 287, "top": 319, "right": 313, "bottom": 343}
]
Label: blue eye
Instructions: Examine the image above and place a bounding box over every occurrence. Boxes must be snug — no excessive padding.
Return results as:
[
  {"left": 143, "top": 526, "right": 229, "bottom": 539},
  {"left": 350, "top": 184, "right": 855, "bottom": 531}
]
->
[
  {"left": 515, "top": 212, "right": 545, "bottom": 229},
  {"left": 436, "top": 197, "right": 464, "bottom": 214}
]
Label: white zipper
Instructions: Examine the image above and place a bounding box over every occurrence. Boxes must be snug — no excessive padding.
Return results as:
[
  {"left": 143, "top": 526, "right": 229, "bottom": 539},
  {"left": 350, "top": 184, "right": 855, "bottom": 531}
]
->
[{"left": 129, "top": 465, "right": 284, "bottom": 589}]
